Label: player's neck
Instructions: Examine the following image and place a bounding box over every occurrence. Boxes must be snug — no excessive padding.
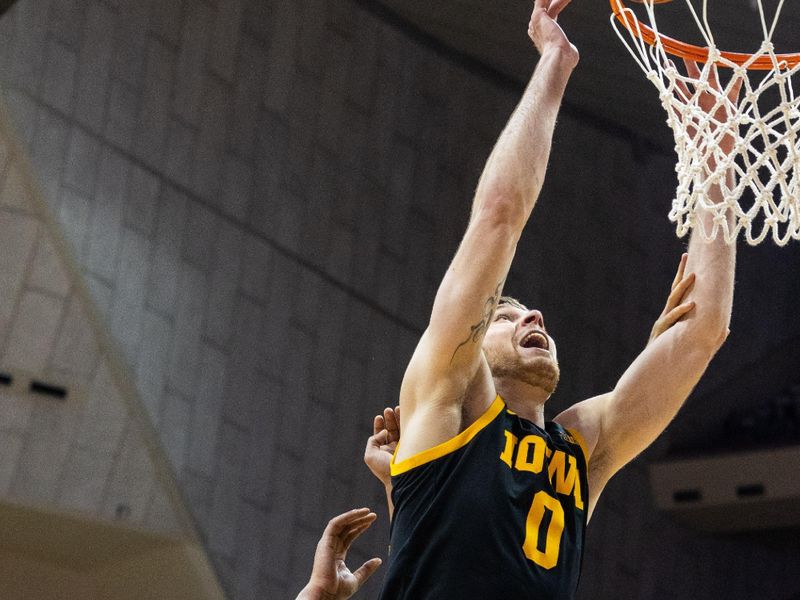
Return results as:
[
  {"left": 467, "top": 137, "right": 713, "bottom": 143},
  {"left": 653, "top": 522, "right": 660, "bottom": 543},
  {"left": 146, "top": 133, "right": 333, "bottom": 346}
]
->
[{"left": 494, "top": 378, "right": 548, "bottom": 427}]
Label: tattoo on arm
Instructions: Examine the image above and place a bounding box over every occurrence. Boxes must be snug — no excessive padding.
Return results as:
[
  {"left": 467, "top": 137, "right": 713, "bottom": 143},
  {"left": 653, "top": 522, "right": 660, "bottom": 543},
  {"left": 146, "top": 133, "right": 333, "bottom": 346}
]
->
[{"left": 450, "top": 281, "right": 504, "bottom": 364}]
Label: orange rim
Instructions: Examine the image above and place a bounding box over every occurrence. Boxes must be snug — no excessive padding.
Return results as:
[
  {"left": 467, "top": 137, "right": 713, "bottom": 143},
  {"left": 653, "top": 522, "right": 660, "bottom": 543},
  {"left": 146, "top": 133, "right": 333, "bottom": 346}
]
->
[{"left": 611, "top": 0, "right": 800, "bottom": 70}]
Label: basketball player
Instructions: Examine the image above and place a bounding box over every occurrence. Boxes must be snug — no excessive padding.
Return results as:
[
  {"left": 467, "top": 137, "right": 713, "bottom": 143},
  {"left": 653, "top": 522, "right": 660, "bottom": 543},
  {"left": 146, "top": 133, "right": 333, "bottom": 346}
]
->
[
  {"left": 364, "top": 252, "right": 701, "bottom": 517},
  {"left": 374, "top": 0, "right": 739, "bottom": 597}
]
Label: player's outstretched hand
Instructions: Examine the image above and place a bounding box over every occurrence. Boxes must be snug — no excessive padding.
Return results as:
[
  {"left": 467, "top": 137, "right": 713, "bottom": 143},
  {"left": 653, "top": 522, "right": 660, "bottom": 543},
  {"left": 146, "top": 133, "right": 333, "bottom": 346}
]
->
[
  {"left": 364, "top": 406, "right": 401, "bottom": 487},
  {"left": 296, "top": 508, "right": 383, "bottom": 600},
  {"left": 528, "top": 0, "right": 579, "bottom": 67},
  {"left": 672, "top": 59, "right": 743, "bottom": 156},
  {"left": 648, "top": 253, "right": 696, "bottom": 345}
]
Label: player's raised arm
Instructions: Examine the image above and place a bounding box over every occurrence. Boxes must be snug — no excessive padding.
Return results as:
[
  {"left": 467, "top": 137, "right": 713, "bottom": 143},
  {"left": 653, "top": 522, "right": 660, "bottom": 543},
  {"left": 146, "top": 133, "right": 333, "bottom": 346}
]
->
[
  {"left": 398, "top": 0, "right": 579, "bottom": 460},
  {"left": 555, "top": 61, "right": 740, "bottom": 516}
]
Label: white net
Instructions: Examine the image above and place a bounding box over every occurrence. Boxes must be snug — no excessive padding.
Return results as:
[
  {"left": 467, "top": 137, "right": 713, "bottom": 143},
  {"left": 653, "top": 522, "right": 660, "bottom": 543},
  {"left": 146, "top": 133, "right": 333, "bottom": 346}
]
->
[{"left": 611, "top": 0, "right": 800, "bottom": 245}]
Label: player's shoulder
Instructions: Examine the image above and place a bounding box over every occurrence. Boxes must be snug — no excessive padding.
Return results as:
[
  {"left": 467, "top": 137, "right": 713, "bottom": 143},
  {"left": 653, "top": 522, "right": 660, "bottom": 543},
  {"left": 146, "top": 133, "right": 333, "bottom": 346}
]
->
[
  {"left": 552, "top": 391, "right": 613, "bottom": 463},
  {"left": 545, "top": 421, "right": 588, "bottom": 459},
  {"left": 545, "top": 420, "right": 576, "bottom": 443}
]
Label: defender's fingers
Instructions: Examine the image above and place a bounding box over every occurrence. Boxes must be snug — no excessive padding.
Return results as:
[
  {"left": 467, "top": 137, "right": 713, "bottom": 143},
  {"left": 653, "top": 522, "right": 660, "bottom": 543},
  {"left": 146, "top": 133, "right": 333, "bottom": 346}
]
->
[
  {"left": 342, "top": 520, "right": 375, "bottom": 549},
  {"left": 671, "top": 253, "right": 689, "bottom": 291},
  {"left": 367, "top": 429, "right": 390, "bottom": 449},
  {"left": 534, "top": 0, "right": 548, "bottom": 12},
  {"left": 666, "top": 272, "right": 696, "bottom": 311},
  {"left": 671, "top": 271, "right": 696, "bottom": 301},
  {"left": 384, "top": 407, "right": 400, "bottom": 440},
  {"left": 663, "top": 301, "right": 696, "bottom": 326},
  {"left": 353, "top": 558, "right": 383, "bottom": 588},
  {"left": 341, "top": 513, "right": 378, "bottom": 549},
  {"left": 373, "top": 415, "right": 384, "bottom": 436},
  {"left": 342, "top": 513, "right": 378, "bottom": 540},
  {"left": 325, "top": 508, "right": 372, "bottom": 538}
]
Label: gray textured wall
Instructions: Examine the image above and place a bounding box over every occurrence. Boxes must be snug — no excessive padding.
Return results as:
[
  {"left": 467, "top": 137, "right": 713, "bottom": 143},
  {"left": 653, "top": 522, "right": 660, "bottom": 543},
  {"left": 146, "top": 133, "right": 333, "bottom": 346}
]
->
[
  {"left": 1, "top": 0, "right": 799, "bottom": 599},
  {"left": 0, "top": 117, "right": 190, "bottom": 538}
]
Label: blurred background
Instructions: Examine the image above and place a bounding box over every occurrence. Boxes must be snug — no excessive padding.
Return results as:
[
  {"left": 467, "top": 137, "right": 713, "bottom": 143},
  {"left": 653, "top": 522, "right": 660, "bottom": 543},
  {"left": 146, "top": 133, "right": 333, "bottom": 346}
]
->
[{"left": 0, "top": 0, "right": 799, "bottom": 598}]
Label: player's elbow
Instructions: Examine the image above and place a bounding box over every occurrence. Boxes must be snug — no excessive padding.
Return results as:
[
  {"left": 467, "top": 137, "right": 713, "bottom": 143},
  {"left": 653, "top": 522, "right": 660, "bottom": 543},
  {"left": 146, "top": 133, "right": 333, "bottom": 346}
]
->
[
  {"left": 681, "top": 317, "right": 730, "bottom": 357},
  {"left": 472, "top": 192, "right": 529, "bottom": 233},
  {"left": 712, "top": 326, "right": 731, "bottom": 352}
]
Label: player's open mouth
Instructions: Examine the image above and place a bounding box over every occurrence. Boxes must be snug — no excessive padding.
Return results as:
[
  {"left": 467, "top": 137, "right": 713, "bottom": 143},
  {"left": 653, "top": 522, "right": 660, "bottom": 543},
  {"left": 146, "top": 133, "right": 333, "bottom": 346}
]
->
[{"left": 519, "top": 330, "right": 549, "bottom": 351}]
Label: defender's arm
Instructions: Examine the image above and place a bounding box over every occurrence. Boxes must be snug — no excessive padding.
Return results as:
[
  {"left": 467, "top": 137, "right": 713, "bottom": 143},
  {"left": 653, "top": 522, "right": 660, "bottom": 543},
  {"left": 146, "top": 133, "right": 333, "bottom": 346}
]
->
[
  {"left": 398, "top": 0, "right": 579, "bottom": 461},
  {"left": 296, "top": 508, "right": 382, "bottom": 600}
]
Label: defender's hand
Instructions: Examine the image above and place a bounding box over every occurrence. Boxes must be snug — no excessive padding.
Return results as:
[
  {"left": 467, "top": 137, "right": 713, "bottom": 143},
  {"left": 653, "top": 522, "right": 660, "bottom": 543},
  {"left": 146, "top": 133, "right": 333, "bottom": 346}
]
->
[
  {"left": 364, "top": 406, "right": 401, "bottom": 487},
  {"left": 528, "top": 0, "right": 579, "bottom": 66},
  {"left": 297, "top": 509, "right": 382, "bottom": 600},
  {"left": 649, "top": 253, "right": 696, "bottom": 345}
]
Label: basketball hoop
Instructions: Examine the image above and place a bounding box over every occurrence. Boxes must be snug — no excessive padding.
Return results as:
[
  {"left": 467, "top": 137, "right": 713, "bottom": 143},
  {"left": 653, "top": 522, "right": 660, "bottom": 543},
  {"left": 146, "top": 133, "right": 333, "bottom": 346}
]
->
[{"left": 611, "top": 0, "right": 800, "bottom": 245}]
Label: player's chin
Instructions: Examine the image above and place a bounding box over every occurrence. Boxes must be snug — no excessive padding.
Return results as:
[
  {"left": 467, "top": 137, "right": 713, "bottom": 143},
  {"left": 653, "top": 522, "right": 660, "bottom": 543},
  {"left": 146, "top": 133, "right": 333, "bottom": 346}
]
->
[
  {"left": 521, "top": 356, "right": 560, "bottom": 394},
  {"left": 521, "top": 351, "right": 557, "bottom": 369}
]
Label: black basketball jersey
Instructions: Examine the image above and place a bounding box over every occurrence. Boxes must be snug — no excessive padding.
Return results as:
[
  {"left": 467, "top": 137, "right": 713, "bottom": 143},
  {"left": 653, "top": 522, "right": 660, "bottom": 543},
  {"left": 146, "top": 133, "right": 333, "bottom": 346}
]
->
[{"left": 378, "top": 396, "right": 589, "bottom": 600}]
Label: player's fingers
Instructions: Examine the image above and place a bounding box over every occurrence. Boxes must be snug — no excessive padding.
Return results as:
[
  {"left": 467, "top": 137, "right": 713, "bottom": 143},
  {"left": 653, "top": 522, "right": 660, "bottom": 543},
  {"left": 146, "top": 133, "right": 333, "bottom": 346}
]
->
[
  {"left": 395, "top": 405, "right": 401, "bottom": 431},
  {"left": 674, "top": 78, "right": 691, "bottom": 102},
  {"left": 684, "top": 58, "right": 701, "bottom": 81},
  {"left": 373, "top": 414, "right": 384, "bottom": 436},
  {"left": 728, "top": 74, "right": 744, "bottom": 104},
  {"left": 708, "top": 63, "right": 720, "bottom": 90},
  {"left": 669, "top": 61, "right": 692, "bottom": 101},
  {"left": 534, "top": 0, "right": 548, "bottom": 12},
  {"left": 548, "top": 0, "right": 572, "bottom": 19},
  {"left": 352, "top": 558, "right": 383, "bottom": 589}
]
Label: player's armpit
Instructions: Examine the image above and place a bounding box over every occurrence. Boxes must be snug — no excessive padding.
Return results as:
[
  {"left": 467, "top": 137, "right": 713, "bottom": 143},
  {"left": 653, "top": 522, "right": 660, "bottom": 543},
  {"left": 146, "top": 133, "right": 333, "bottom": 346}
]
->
[
  {"left": 571, "top": 325, "right": 716, "bottom": 509},
  {"left": 553, "top": 393, "right": 606, "bottom": 519}
]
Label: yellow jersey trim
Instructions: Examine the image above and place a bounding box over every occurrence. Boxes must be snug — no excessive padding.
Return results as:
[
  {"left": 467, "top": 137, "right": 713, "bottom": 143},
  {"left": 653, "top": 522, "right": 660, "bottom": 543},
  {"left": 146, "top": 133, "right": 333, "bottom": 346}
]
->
[
  {"left": 565, "top": 427, "right": 590, "bottom": 466},
  {"left": 390, "top": 396, "right": 505, "bottom": 476}
]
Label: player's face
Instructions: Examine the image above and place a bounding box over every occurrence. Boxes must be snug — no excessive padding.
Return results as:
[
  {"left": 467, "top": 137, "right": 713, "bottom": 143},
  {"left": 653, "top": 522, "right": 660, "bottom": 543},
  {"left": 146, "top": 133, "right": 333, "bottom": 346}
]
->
[{"left": 482, "top": 304, "right": 560, "bottom": 395}]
